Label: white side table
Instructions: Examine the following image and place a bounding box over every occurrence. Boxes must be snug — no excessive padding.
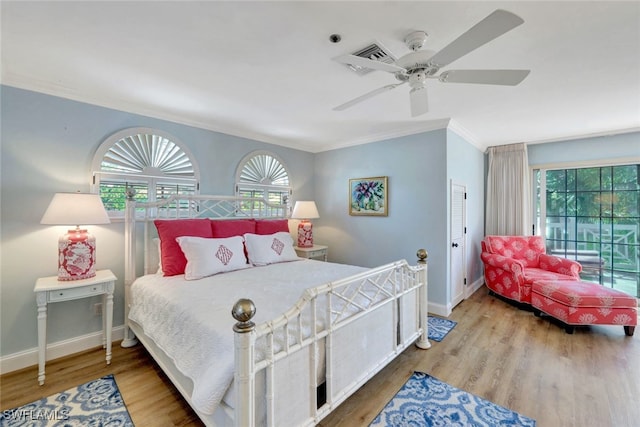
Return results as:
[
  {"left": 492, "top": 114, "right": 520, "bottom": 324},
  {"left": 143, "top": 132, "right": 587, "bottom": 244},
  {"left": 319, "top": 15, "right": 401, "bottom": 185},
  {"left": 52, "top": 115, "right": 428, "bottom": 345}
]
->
[
  {"left": 34, "top": 269, "right": 116, "bottom": 385},
  {"left": 295, "top": 244, "right": 328, "bottom": 261}
]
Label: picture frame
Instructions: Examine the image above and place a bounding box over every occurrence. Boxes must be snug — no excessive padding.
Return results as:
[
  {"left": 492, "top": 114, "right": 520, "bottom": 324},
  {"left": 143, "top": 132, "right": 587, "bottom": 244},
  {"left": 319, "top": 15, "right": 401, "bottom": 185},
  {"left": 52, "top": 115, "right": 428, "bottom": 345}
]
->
[{"left": 349, "top": 176, "right": 388, "bottom": 216}]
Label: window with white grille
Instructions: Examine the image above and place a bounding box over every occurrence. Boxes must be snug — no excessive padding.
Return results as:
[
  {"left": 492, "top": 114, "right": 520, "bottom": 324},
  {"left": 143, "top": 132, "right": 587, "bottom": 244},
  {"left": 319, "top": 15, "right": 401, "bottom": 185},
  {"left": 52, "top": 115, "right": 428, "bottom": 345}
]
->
[
  {"left": 235, "top": 151, "right": 291, "bottom": 215},
  {"left": 91, "top": 128, "right": 199, "bottom": 218}
]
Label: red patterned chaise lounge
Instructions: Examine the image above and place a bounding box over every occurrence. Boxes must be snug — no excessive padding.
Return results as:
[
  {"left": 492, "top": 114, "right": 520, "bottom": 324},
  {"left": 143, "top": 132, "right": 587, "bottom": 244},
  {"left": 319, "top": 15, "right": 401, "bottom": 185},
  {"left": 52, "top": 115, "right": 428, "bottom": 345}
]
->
[{"left": 481, "top": 235, "right": 581, "bottom": 304}]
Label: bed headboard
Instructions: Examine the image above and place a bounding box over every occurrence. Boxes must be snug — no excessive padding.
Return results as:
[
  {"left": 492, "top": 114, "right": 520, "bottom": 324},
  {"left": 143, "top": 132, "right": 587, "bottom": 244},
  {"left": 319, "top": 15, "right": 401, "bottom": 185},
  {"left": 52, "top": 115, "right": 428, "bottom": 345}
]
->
[
  {"left": 124, "top": 193, "right": 288, "bottom": 280},
  {"left": 121, "top": 192, "right": 288, "bottom": 347}
]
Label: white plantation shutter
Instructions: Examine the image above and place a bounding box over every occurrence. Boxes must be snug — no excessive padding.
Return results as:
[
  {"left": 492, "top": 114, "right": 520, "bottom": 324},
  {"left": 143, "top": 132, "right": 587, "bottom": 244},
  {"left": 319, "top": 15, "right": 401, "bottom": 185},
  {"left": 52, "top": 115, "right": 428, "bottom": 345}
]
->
[
  {"left": 92, "top": 128, "right": 199, "bottom": 217},
  {"left": 236, "top": 151, "right": 292, "bottom": 215}
]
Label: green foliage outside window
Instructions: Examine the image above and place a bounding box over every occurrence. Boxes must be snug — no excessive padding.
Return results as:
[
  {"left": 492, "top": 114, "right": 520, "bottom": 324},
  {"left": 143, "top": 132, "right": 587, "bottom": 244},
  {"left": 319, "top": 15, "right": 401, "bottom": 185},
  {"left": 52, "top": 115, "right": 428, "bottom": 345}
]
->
[{"left": 541, "top": 164, "right": 639, "bottom": 297}]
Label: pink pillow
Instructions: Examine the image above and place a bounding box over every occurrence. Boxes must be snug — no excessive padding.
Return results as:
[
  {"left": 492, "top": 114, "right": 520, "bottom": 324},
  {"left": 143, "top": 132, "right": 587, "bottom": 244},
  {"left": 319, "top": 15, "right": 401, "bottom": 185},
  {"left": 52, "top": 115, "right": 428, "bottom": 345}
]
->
[
  {"left": 154, "top": 219, "right": 213, "bottom": 276},
  {"left": 255, "top": 219, "right": 289, "bottom": 235},
  {"left": 211, "top": 219, "right": 256, "bottom": 238}
]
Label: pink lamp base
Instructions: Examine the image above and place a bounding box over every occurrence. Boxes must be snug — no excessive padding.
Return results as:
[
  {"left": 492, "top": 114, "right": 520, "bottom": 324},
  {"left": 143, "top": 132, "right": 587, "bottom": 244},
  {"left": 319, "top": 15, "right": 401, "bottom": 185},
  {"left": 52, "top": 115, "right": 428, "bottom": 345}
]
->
[
  {"left": 57, "top": 229, "right": 96, "bottom": 281},
  {"left": 297, "top": 220, "right": 314, "bottom": 248}
]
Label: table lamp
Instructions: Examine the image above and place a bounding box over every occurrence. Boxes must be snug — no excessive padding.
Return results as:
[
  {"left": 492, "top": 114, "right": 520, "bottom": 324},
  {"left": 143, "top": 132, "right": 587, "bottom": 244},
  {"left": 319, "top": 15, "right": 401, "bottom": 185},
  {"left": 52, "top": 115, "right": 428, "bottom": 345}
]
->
[
  {"left": 291, "top": 201, "right": 319, "bottom": 248},
  {"left": 41, "top": 192, "right": 111, "bottom": 281}
]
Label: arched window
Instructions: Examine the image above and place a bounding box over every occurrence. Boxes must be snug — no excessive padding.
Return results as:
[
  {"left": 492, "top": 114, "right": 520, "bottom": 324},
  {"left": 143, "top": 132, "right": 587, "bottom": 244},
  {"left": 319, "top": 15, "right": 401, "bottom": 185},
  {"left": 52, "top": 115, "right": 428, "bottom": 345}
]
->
[
  {"left": 91, "top": 128, "right": 199, "bottom": 217},
  {"left": 235, "top": 151, "right": 292, "bottom": 214}
]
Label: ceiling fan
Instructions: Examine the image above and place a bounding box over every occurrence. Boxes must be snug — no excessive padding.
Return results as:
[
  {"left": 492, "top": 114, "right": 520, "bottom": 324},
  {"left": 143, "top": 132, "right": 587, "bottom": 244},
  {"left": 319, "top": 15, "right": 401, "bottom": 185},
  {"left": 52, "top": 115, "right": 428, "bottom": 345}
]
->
[{"left": 333, "top": 9, "right": 530, "bottom": 117}]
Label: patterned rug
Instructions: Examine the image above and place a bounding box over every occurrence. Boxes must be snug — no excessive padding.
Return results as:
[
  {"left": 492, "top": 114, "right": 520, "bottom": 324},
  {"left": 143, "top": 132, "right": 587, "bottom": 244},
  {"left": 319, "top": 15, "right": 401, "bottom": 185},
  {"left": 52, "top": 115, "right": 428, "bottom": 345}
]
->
[
  {"left": 370, "top": 372, "right": 536, "bottom": 427},
  {"left": 428, "top": 316, "right": 457, "bottom": 342},
  {"left": 0, "top": 374, "right": 134, "bottom": 426}
]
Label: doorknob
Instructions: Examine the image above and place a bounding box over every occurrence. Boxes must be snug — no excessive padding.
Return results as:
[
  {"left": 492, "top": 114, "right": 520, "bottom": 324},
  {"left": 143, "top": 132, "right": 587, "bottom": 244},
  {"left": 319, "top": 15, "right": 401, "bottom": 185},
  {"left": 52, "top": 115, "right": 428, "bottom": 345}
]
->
[{"left": 452, "top": 243, "right": 459, "bottom": 248}]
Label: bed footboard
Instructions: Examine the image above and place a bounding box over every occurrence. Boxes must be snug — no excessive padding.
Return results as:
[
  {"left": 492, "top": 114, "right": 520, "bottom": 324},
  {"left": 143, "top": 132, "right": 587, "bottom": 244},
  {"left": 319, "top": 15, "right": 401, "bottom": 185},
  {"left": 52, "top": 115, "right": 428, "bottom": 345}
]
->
[{"left": 232, "top": 250, "right": 430, "bottom": 427}]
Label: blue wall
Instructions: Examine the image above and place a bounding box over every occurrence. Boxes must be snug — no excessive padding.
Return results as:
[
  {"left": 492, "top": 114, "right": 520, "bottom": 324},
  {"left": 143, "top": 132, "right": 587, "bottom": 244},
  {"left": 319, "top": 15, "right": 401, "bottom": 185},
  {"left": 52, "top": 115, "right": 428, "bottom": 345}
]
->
[
  {"left": 314, "top": 130, "right": 447, "bottom": 269},
  {"left": 0, "top": 85, "right": 314, "bottom": 357},
  {"left": 447, "top": 129, "right": 485, "bottom": 291},
  {"left": 314, "top": 128, "right": 486, "bottom": 314},
  {"left": 528, "top": 132, "right": 639, "bottom": 166},
  {"left": 4, "top": 82, "right": 635, "bottom": 362}
]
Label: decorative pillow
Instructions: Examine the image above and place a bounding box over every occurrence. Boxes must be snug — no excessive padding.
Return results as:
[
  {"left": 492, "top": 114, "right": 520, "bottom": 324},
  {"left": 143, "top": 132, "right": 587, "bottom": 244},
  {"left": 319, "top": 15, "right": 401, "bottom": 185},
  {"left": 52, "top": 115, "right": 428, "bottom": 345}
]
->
[
  {"left": 176, "top": 236, "right": 249, "bottom": 280},
  {"left": 211, "top": 219, "right": 256, "bottom": 238},
  {"left": 154, "top": 219, "right": 214, "bottom": 276},
  {"left": 244, "top": 232, "right": 299, "bottom": 266},
  {"left": 255, "top": 219, "right": 290, "bottom": 235}
]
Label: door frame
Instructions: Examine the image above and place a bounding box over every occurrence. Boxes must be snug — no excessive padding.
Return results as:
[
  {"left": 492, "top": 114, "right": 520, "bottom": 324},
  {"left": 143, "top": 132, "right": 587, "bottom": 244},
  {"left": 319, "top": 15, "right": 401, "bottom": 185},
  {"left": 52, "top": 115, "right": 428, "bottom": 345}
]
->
[{"left": 450, "top": 180, "right": 467, "bottom": 309}]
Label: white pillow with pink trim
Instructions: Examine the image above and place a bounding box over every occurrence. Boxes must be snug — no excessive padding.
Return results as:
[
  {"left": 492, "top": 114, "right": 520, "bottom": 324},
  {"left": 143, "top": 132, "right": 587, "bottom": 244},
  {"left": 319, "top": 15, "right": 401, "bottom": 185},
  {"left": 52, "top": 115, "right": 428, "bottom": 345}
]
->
[
  {"left": 176, "top": 236, "right": 249, "bottom": 280},
  {"left": 244, "top": 232, "right": 300, "bottom": 266}
]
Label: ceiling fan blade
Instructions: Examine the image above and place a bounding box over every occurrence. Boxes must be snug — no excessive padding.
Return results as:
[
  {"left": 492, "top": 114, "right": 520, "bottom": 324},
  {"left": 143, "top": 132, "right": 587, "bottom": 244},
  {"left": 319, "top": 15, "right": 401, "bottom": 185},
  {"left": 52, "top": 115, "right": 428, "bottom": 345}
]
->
[
  {"left": 439, "top": 69, "right": 530, "bottom": 85},
  {"left": 429, "top": 9, "right": 525, "bottom": 68},
  {"left": 410, "top": 86, "right": 428, "bottom": 117},
  {"left": 333, "top": 83, "right": 405, "bottom": 111},
  {"left": 333, "top": 54, "right": 406, "bottom": 73},
  {"left": 333, "top": 83, "right": 406, "bottom": 111}
]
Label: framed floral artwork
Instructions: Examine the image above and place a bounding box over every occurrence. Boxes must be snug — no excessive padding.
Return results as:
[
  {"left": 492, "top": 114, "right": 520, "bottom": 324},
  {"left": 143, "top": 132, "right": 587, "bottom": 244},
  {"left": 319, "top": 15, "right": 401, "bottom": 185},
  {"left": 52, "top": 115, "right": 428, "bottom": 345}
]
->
[{"left": 349, "top": 176, "right": 388, "bottom": 216}]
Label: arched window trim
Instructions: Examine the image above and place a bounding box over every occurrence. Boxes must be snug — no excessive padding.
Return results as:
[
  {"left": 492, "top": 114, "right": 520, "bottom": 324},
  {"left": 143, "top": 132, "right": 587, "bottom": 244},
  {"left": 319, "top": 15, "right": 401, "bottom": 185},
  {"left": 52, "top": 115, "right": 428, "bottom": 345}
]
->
[{"left": 91, "top": 127, "right": 200, "bottom": 218}]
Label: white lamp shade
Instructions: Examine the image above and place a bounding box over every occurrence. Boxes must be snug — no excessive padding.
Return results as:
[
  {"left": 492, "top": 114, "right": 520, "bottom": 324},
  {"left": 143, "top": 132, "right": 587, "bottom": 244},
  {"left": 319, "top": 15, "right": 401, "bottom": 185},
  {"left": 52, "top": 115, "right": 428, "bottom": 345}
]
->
[
  {"left": 291, "top": 201, "right": 320, "bottom": 219},
  {"left": 41, "top": 193, "right": 111, "bottom": 226}
]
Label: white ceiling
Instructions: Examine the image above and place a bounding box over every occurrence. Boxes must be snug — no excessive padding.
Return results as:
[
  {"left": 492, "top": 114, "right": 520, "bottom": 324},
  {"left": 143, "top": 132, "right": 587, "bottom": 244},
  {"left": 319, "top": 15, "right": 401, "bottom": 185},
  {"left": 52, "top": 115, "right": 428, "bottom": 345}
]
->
[{"left": 2, "top": 1, "right": 639, "bottom": 153}]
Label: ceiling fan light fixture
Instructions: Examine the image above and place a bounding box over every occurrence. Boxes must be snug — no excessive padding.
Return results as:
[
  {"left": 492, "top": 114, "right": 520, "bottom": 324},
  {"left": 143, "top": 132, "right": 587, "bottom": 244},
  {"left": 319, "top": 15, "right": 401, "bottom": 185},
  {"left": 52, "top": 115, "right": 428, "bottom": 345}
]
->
[{"left": 408, "top": 70, "right": 428, "bottom": 88}]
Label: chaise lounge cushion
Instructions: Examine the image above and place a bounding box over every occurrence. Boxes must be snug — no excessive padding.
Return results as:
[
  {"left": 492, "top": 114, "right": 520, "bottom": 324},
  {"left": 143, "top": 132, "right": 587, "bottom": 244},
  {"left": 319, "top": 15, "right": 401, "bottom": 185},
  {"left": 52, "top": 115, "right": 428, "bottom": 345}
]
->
[
  {"left": 533, "top": 280, "right": 637, "bottom": 310},
  {"left": 531, "top": 279, "right": 637, "bottom": 335}
]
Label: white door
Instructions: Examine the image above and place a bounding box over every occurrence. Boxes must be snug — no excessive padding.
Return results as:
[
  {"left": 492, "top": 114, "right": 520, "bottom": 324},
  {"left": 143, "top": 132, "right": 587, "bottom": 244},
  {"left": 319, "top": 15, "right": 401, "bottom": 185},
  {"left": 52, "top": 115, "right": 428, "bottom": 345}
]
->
[{"left": 450, "top": 182, "right": 466, "bottom": 308}]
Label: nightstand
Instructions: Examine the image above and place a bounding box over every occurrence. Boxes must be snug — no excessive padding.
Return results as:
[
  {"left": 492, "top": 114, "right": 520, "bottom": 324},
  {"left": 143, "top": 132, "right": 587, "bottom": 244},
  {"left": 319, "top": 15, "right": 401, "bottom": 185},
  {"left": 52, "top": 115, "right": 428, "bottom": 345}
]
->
[
  {"left": 295, "top": 244, "right": 328, "bottom": 261},
  {"left": 33, "top": 269, "right": 116, "bottom": 385}
]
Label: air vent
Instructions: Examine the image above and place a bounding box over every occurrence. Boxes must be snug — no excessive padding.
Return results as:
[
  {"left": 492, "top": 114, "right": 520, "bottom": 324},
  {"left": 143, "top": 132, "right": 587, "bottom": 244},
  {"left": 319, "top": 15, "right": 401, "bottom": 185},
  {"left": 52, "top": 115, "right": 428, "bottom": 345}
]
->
[{"left": 347, "top": 42, "right": 396, "bottom": 75}]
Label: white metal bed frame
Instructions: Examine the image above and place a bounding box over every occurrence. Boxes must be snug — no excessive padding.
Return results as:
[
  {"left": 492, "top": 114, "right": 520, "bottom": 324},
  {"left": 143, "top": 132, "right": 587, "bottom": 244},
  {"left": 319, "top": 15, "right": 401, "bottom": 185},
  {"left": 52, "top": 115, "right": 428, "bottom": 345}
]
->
[{"left": 121, "top": 193, "right": 430, "bottom": 427}]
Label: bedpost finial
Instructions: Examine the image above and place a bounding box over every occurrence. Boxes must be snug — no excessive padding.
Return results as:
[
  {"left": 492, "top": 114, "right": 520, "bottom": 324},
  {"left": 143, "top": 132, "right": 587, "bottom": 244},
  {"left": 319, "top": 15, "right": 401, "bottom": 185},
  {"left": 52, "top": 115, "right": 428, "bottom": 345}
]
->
[
  {"left": 417, "top": 248, "right": 428, "bottom": 262},
  {"left": 232, "top": 298, "right": 256, "bottom": 333}
]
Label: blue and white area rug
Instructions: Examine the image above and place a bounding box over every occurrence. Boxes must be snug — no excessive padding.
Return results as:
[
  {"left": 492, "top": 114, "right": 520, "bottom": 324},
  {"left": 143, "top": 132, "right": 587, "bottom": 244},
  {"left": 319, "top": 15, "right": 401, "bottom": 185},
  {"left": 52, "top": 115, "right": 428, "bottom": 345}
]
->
[
  {"left": 0, "top": 374, "right": 134, "bottom": 426},
  {"left": 370, "top": 372, "right": 536, "bottom": 427},
  {"left": 428, "top": 316, "right": 457, "bottom": 342}
]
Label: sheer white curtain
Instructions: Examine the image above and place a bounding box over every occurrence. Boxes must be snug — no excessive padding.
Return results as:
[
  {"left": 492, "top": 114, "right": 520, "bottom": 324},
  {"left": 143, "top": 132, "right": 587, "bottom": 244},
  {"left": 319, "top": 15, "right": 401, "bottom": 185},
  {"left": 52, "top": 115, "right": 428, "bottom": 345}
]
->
[{"left": 485, "top": 143, "right": 531, "bottom": 235}]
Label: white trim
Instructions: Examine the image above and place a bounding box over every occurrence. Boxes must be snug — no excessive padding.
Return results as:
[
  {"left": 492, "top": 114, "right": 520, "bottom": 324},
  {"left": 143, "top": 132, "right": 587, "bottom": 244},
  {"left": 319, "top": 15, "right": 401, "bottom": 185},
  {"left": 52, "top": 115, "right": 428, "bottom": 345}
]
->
[
  {"left": 428, "top": 277, "right": 484, "bottom": 318},
  {"left": 525, "top": 127, "right": 640, "bottom": 147},
  {"left": 318, "top": 118, "right": 451, "bottom": 153},
  {"left": 0, "top": 326, "right": 124, "bottom": 375},
  {"left": 428, "top": 301, "right": 451, "bottom": 317},
  {"left": 4, "top": 76, "right": 639, "bottom": 154},
  {"left": 448, "top": 119, "right": 483, "bottom": 151},
  {"left": 466, "top": 277, "right": 485, "bottom": 299}
]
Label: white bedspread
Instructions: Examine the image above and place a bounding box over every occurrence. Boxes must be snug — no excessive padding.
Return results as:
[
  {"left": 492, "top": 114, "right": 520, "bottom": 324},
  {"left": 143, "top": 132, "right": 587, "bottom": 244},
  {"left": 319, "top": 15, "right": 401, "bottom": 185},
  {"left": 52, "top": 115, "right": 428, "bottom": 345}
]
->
[{"left": 128, "top": 259, "right": 367, "bottom": 415}]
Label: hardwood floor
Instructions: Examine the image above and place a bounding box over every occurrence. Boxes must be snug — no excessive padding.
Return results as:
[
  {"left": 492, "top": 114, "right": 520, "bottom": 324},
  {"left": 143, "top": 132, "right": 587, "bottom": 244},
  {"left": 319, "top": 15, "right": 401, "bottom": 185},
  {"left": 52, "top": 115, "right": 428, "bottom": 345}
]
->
[{"left": 2, "top": 286, "right": 638, "bottom": 426}]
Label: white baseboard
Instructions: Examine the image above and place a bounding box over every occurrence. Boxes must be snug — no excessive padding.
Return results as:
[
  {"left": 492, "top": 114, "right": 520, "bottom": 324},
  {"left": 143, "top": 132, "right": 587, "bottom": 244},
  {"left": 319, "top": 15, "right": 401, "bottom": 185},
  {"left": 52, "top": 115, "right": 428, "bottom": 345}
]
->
[
  {"left": 428, "top": 278, "right": 486, "bottom": 318},
  {"left": 428, "top": 302, "right": 451, "bottom": 317},
  {"left": 466, "top": 277, "right": 485, "bottom": 297},
  {"left": 0, "top": 326, "right": 124, "bottom": 375}
]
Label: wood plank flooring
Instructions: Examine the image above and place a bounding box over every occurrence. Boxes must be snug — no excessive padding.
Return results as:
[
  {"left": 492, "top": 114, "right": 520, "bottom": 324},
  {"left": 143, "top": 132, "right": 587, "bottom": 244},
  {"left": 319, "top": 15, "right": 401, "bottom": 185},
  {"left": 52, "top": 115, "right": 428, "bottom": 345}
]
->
[{"left": 2, "top": 286, "right": 638, "bottom": 426}]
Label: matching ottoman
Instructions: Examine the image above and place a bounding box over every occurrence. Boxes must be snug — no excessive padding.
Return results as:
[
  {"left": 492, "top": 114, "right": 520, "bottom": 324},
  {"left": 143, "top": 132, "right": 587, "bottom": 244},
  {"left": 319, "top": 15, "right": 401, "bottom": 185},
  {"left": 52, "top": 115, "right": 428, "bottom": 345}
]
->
[{"left": 531, "top": 279, "right": 637, "bottom": 336}]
